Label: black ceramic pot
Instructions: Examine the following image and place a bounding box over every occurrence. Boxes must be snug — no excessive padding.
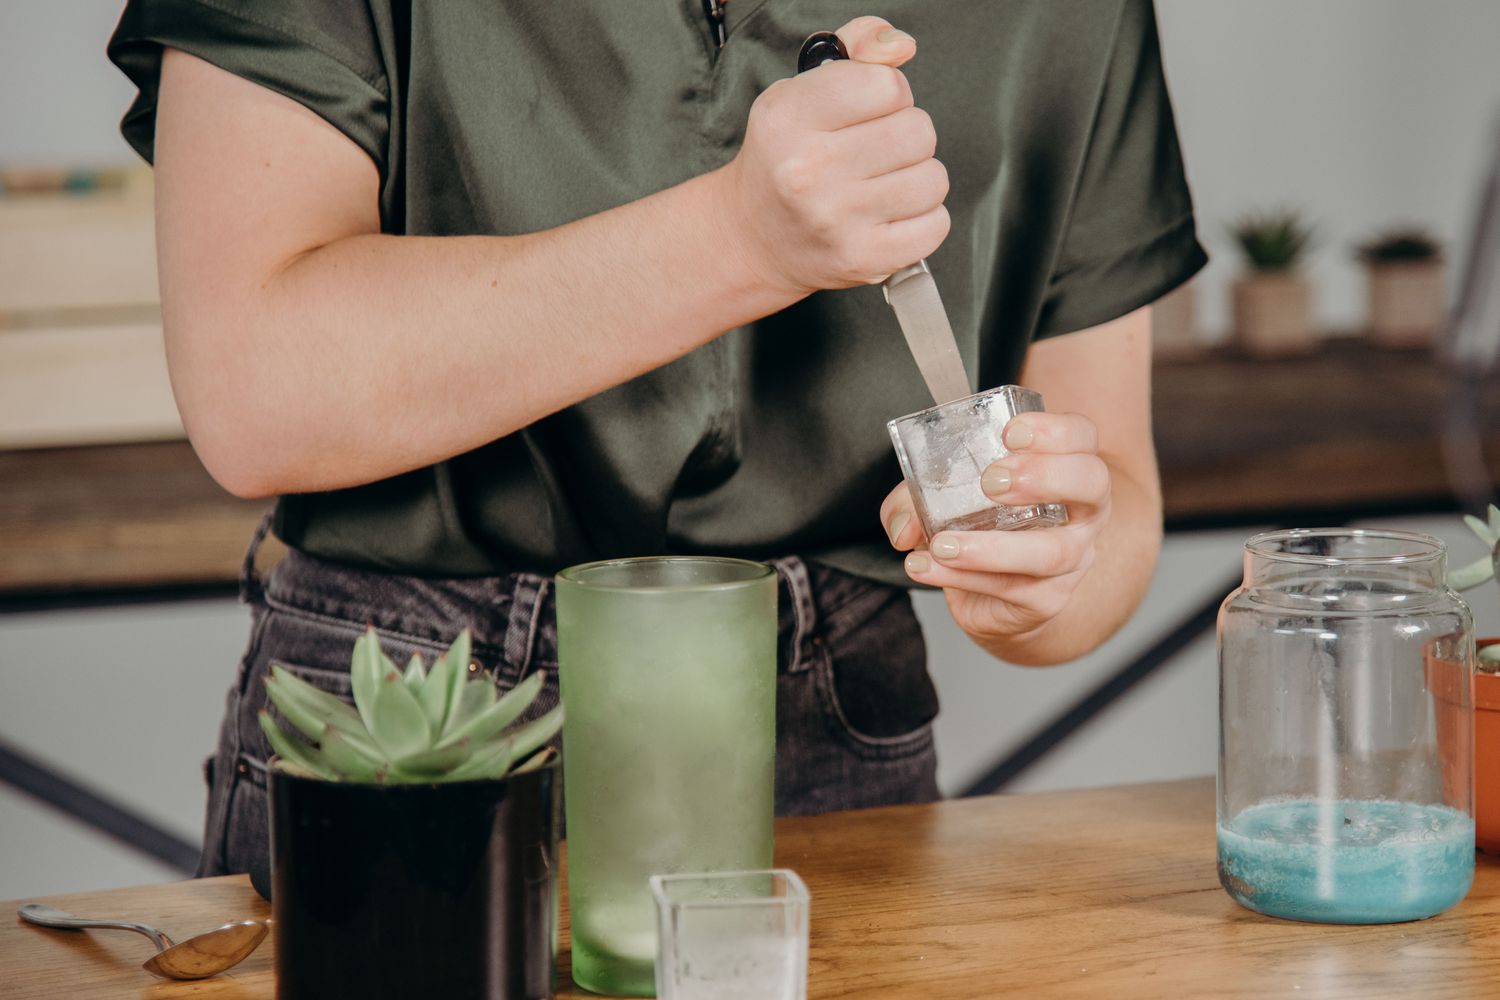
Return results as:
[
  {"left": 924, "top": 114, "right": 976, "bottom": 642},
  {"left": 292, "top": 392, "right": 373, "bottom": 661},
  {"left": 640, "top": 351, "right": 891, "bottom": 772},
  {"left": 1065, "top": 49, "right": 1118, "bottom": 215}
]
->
[{"left": 269, "top": 761, "right": 560, "bottom": 1000}]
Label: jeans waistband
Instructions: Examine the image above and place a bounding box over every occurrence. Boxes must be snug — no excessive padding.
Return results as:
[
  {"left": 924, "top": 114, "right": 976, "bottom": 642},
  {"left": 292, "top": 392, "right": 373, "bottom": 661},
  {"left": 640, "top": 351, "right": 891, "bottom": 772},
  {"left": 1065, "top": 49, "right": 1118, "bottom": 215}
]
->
[{"left": 246, "top": 519, "right": 849, "bottom": 682}]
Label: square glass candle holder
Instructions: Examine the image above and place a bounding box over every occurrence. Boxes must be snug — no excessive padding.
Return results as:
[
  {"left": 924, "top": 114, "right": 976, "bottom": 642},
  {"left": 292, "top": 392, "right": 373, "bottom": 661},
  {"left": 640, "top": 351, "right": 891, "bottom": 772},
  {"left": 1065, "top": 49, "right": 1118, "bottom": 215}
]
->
[
  {"left": 888, "top": 385, "right": 1068, "bottom": 538},
  {"left": 650, "top": 869, "right": 809, "bottom": 1000}
]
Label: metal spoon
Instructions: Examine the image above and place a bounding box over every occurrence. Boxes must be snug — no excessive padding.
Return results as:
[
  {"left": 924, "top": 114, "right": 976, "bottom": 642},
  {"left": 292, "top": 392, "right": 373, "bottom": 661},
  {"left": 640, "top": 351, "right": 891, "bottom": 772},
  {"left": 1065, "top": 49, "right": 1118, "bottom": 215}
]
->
[{"left": 18, "top": 903, "right": 268, "bottom": 980}]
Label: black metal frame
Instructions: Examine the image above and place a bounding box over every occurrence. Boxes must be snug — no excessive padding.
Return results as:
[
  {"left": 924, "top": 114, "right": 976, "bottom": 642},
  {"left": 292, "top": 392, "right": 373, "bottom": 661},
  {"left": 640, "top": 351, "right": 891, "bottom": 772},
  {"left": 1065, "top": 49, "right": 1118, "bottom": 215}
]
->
[
  {"left": 959, "top": 574, "right": 1239, "bottom": 797},
  {"left": 0, "top": 738, "right": 200, "bottom": 874}
]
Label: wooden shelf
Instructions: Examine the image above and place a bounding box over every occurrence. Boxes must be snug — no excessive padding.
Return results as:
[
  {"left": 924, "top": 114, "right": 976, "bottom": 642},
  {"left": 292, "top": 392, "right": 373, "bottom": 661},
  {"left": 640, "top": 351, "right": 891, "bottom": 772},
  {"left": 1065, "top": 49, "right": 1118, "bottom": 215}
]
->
[{"left": 1153, "top": 340, "right": 1500, "bottom": 525}]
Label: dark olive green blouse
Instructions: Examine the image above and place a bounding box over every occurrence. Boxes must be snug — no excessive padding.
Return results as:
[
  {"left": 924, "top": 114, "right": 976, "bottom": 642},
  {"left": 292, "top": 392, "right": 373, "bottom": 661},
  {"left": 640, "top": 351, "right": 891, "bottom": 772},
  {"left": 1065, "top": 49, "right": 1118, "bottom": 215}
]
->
[{"left": 109, "top": 0, "right": 1205, "bottom": 587}]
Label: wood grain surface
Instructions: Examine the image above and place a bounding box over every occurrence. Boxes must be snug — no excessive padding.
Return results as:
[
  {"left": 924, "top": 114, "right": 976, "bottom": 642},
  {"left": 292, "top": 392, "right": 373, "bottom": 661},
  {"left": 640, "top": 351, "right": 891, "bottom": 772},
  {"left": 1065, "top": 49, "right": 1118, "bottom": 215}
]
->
[
  {"left": 4, "top": 779, "right": 1499, "bottom": 999},
  {"left": 3, "top": 343, "right": 1500, "bottom": 594}
]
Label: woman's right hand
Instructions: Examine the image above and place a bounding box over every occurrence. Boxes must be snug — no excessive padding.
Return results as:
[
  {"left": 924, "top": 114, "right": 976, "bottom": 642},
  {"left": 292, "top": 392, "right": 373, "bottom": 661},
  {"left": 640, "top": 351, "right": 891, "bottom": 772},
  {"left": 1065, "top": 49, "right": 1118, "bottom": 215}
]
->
[{"left": 719, "top": 17, "right": 950, "bottom": 296}]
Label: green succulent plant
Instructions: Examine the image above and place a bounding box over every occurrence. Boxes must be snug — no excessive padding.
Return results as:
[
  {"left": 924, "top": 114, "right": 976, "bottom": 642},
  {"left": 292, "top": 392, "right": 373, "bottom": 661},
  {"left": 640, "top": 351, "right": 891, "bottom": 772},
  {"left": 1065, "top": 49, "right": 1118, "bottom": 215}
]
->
[
  {"left": 1232, "top": 210, "right": 1314, "bottom": 271},
  {"left": 258, "top": 627, "right": 563, "bottom": 784},
  {"left": 1356, "top": 228, "right": 1442, "bottom": 263},
  {"left": 1450, "top": 505, "right": 1500, "bottom": 669}
]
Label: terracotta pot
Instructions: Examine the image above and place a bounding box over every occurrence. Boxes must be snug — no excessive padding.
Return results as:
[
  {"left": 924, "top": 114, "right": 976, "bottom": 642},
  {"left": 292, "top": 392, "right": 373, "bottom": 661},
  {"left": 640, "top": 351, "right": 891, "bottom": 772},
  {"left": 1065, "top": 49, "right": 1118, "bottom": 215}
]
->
[
  {"left": 1366, "top": 259, "right": 1446, "bottom": 349},
  {"left": 1425, "top": 646, "right": 1473, "bottom": 819},
  {"left": 1429, "top": 638, "right": 1500, "bottom": 853},
  {"left": 1231, "top": 272, "right": 1315, "bottom": 358},
  {"left": 1151, "top": 280, "right": 1200, "bottom": 361},
  {"left": 1477, "top": 639, "right": 1500, "bottom": 854}
]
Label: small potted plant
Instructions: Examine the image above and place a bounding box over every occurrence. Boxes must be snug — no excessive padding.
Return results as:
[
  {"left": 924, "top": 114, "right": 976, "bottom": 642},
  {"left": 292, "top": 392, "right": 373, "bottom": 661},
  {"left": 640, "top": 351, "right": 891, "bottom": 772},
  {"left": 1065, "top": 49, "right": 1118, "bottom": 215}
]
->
[
  {"left": 1356, "top": 227, "right": 1446, "bottom": 349},
  {"left": 260, "top": 627, "right": 564, "bottom": 1000},
  {"left": 1230, "top": 209, "right": 1316, "bottom": 357},
  {"left": 1446, "top": 507, "right": 1500, "bottom": 853}
]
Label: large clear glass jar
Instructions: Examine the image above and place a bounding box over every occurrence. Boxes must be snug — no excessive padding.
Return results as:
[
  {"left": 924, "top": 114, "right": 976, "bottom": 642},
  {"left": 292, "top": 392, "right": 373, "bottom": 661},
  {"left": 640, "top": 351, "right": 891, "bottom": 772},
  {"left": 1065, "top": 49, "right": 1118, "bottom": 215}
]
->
[{"left": 1218, "top": 528, "right": 1475, "bottom": 923}]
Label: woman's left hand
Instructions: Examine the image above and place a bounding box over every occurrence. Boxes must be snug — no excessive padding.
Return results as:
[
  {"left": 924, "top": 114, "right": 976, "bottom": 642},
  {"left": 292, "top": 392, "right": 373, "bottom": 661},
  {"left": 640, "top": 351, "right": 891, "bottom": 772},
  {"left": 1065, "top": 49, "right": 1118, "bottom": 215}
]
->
[{"left": 880, "top": 410, "right": 1111, "bottom": 646}]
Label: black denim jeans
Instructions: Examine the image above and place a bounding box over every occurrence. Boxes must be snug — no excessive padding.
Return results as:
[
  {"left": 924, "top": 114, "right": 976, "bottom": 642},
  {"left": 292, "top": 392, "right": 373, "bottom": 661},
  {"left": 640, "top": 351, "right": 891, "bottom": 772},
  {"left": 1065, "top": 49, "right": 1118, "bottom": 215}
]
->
[{"left": 199, "top": 520, "right": 942, "bottom": 878}]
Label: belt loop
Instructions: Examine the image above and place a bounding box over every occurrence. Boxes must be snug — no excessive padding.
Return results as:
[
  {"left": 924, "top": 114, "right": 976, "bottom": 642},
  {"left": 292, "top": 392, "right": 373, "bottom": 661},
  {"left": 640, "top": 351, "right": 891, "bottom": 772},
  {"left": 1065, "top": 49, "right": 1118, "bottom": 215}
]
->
[
  {"left": 772, "top": 556, "right": 817, "bottom": 674},
  {"left": 239, "top": 512, "right": 274, "bottom": 604},
  {"left": 502, "top": 574, "right": 551, "bottom": 684}
]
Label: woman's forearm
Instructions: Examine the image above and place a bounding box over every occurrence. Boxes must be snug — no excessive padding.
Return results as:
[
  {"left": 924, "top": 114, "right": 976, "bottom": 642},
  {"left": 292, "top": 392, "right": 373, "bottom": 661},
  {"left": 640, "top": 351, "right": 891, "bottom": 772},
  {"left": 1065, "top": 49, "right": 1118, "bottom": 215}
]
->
[{"left": 172, "top": 169, "right": 792, "bottom": 498}]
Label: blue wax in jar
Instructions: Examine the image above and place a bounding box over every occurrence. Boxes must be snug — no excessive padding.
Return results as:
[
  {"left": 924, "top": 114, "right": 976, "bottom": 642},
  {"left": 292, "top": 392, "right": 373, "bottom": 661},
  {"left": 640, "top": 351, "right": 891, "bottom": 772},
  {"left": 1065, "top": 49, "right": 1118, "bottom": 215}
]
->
[{"left": 1217, "top": 799, "right": 1474, "bottom": 924}]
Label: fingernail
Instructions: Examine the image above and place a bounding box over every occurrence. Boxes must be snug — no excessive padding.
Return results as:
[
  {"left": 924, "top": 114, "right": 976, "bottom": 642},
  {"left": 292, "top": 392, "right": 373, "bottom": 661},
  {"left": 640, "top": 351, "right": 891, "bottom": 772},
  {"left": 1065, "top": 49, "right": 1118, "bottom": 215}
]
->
[
  {"left": 879, "top": 28, "right": 913, "bottom": 45},
  {"left": 905, "top": 552, "right": 931, "bottom": 575},
  {"left": 930, "top": 535, "right": 960, "bottom": 561},
  {"left": 886, "top": 510, "right": 911, "bottom": 546},
  {"left": 981, "top": 466, "right": 1012, "bottom": 498},
  {"left": 1004, "top": 420, "right": 1034, "bottom": 450}
]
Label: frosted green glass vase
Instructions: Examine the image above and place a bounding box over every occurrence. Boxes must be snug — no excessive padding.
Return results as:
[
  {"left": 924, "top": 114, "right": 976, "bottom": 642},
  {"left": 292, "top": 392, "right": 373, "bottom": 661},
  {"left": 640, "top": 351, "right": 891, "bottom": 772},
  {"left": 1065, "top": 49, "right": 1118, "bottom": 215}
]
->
[{"left": 556, "top": 557, "right": 777, "bottom": 996}]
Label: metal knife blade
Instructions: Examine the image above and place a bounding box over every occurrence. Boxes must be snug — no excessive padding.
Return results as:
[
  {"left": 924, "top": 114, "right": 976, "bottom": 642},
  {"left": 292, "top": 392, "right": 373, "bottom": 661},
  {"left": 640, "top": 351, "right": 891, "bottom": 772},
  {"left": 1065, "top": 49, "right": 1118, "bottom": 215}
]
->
[
  {"left": 882, "top": 261, "right": 972, "bottom": 404},
  {"left": 795, "top": 33, "right": 972, "bottom": 405}
]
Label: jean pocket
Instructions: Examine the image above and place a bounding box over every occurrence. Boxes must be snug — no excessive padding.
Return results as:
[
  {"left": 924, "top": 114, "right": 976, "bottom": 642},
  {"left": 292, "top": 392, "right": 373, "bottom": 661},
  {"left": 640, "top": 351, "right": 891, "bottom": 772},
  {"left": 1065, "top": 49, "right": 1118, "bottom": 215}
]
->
[{"left": 812, "top": 590, "right": 939, "bottom": 759}]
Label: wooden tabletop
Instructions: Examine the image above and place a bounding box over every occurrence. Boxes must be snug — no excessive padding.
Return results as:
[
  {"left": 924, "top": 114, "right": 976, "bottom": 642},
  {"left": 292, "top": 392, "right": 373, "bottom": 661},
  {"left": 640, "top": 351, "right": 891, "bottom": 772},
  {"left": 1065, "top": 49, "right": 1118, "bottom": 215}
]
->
[
  {"left": 4, "top": 343, "right": 1500, "bottom": 595},
  {"left": 4, "top": 778, "right": 1499, "bottom": 999}
]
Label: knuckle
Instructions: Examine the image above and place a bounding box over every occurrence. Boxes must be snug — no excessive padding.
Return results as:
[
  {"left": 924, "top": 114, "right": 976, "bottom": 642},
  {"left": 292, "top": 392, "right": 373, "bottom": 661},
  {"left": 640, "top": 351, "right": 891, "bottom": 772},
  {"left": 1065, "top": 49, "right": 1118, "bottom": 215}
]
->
[
  {"left": 889, "top": 67, "right": 914, "bottom": 107},
  {"left": 926, "top": 205, "right": 952, "bottom": 248},
  {"left": 839, "top": 245, "right": 878, "bottom": 280},
  {"left": 908, "top": 107, "right": 938, "bottom": 156},
  {"left": 1040, "top": 538, "right": 1077, "bottom": 578},
  {"left": 773, "top": 154, "right": 820, "bottom": 199},
  {"left": 1064, "top": 413, "right": 1098, "bottom": 453},
  {"left": 755, "top": 79, "right": 792, "bottom": 120},
  {"left": 1084, "top": 458, "right": 1111, "bottom": 500},
  {"left": 868, "top": 65, "right": 910, "bottom": 110},
  {"left": 808, "top": 203, "right": 844, "bottom": 242},
  {"left": 928, "top": 158, "right": 950, "bottom": 200},
  {"left": 1035, "top": 589, "right": 1072, "bottom": 622}
]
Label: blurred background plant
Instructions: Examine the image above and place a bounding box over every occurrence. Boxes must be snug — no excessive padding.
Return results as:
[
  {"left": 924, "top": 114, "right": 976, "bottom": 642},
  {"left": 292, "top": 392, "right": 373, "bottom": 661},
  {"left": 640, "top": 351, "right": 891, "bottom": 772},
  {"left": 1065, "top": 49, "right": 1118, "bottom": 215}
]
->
[{"left": 1232, "top": 209, "right": 1316, "bottom": 271}]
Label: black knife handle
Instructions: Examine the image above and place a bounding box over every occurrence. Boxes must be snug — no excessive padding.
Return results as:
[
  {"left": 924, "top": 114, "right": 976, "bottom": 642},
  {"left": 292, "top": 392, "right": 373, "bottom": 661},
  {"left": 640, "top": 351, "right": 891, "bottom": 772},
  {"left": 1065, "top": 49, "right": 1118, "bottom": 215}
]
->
[{"left": 797, "top": 31, "right": 848, "bottom": 73}]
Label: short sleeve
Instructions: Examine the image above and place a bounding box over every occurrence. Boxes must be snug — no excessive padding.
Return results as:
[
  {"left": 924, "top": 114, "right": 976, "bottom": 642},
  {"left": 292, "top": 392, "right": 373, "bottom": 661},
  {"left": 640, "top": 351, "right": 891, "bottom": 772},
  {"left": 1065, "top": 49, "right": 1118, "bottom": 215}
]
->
[
  {"left": 1034, "top": 0, "right": 1207, "bottom": 339},
  {"left": 107, "top": 0, "right": 390, "bottom": 174}
]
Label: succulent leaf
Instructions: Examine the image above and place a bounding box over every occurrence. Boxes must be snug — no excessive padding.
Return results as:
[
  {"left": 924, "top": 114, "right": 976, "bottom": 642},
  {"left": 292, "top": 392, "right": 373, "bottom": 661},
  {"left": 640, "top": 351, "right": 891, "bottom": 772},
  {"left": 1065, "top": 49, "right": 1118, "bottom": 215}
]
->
[
  {"left": 439, "top": 671, "right": 544, "bottom": 749},
  {"left": 1449, "top": 554, "right": 1495, "bottom": 591},
  {"left": 263, "top": 628, "right": 548, "bottom": 785},
  {"left": 273, "top": 757, "right": 328, "bottom": 781},
  {"left": 509, "top": 746, "right": 558, "bottom": 776},
  {"left": 507, "top": 704, "right": 564, "bottom": 765},
  {"left": 351, "top": 628, "right": 388, "bottom": 733},
  {"left": 451, "top": 673, "right": 498, "bottom": 730},
  {"left": 370, "top": 670, "right": 433, "bottom": 760},
  {"left": 264, "top": 672, "right": 340, "bottom": 742},
  {"left": 419, "top": 651, "right": 456, "bottom": 731},
  {"left": 320, "top": 725, "right": 384, "bottom": 783},
  {"left": 439, "top": 629, "right": 473, "bottom": 737},
  {"left": 258, "top": 710, "right": 337, "bottom": 781},
  {"left": 1463, "top": 514, "right": 1496, "bottom": 547},
  {"left": 444, "top": 737, "right": 516, "bottom": 783},
  {"left": 1481, "top": 645, "right": 1500, "bottom": 667},
  {"left": 265, "top": 666, "right": 375, "bottom": 753},
  {"left": 403, "top": 652, "right": 426, "bottom": 689},
  {"left": 391, "top": 739, "right": 471, "bottom": 780},
  {"left": 1488, "top": 504, "right": 1500, "bottom": 541}
]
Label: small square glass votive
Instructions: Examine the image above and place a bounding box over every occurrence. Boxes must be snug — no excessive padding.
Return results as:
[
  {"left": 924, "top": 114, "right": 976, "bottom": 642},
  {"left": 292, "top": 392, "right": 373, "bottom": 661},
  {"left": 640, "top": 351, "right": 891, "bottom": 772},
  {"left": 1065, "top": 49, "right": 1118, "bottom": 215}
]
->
[
  {"left": 650, "top": 869, "right": 809, "bottom": 1000},
  {"left": 888, "top": 385, "right": 1069, "bottom": 538}
]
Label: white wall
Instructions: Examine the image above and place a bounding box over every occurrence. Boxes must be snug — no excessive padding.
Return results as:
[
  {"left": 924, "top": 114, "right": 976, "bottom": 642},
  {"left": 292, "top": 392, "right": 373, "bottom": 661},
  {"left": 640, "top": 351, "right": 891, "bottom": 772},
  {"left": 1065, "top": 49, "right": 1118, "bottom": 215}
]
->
[
  {"left": 1158, "top": 0, "right": 1500, "bottom": 338},
  {"left": 0, "top": 1, "right": 137, "bottom": 166}
]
